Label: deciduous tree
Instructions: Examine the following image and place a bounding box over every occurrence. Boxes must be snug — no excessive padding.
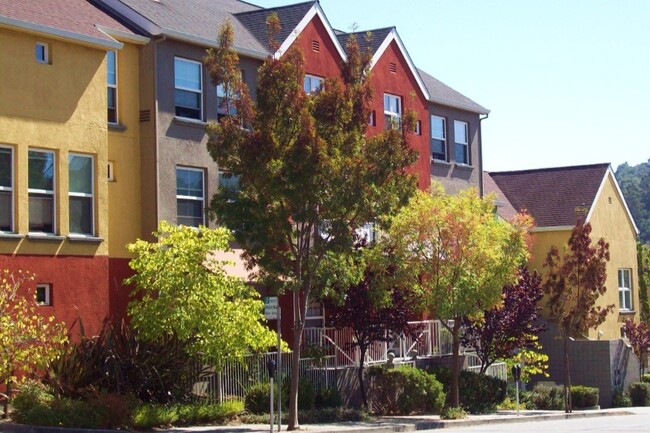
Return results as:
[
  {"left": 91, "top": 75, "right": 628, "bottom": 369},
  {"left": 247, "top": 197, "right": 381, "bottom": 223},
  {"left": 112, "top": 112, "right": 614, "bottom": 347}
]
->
[
  {"left": 126, "top": 222, "right": 277, "bottom": 370},
  {"left": 204, "top": 18, "right": 417, "bottom": 429},
  {"left": 386, "top": 185, "right": 532, "bottom": 408},
  {"left": 324, "top": 255, "right": 423, "bottom": 408},
  {"left": 462, "top": 267, "right": 545, "bottom": 373},
  {"left": 543, "top": 220, "right": 614, "bottom": 412},
  {"left": 623, "top": 319, "right": 650, "bottom": 376},
  {"left": 0, "top": 270, "right": 67, "bottom": 417}
]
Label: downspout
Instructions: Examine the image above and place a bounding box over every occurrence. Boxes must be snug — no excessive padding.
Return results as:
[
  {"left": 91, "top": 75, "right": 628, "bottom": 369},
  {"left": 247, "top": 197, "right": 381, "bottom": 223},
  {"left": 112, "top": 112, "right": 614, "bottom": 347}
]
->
[
  {"left": 478, "top": 112, "right": 489, "bottom": 197},
  {"left": 153, "top": 35, "right": 166, "bottom": 229}
]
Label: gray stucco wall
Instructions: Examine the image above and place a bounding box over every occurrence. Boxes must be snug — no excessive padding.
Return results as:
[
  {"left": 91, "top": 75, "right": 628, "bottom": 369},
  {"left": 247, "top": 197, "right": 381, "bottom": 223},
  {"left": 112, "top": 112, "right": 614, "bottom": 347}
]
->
[
  {"left": 535, "top": 322, "right": 640, "bottom": 408},
  {"left": 150, "top": 38, "right": 261, "bottom": 230},
  {"left": 428, "top": 103, "right": 482, "bottom": 196}
]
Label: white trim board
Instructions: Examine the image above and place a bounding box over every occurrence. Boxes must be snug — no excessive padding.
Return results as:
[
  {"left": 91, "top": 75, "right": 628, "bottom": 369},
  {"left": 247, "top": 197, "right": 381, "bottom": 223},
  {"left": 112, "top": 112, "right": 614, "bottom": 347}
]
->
[
  {"left": 585, "top": 166, "right": 640, "bottom": 235},
  {"left": 370, "top": 28, "right": 430, "bottom": 101},
  {"left": 274, "top": 3, "right": 347, "bottom": 62}
]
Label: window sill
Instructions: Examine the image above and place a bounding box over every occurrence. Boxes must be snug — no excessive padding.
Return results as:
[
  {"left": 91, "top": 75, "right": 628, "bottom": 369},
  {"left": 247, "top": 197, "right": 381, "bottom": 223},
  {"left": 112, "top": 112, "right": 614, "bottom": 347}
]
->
[
  {"left": 27, "top": 233, "right": 66, "bottom": 242},
  {"left": 0, "top": 233, "right": 24, "bottom": 240},
  {"left": 619, "top": 309, "right": 636, "bottom": 315},
  {"left": 68, "top": 235, "right": 104, "bottom": 244},
  {"left": 431, "top": 158, "right": 452, "bottom": 167},
  {"left": 108, "top": 123, "right": 127, "bottom": 132},
  {"left": 454, "top": 163, "right": 474, "bottom": 170},
  {"left": 174, "top": 116, "right": 208, "bottom": 127}
]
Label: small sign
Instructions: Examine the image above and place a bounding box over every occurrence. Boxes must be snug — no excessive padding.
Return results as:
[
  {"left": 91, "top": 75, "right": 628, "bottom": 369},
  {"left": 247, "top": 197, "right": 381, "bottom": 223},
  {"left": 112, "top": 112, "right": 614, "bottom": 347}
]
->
[{"left": 264, "top": 296, "right": 279, "bottom": 319}]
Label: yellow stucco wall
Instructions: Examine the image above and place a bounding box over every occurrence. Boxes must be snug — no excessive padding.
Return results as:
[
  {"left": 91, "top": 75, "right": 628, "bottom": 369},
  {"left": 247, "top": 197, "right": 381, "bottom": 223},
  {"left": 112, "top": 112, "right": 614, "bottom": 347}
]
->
[
  {"left": 528, "top": 173, "right": 639, "bottom": 341},
  {"left": 107, "top": 41, "right": 141, "bottom": 259},
  {"left": 588, "top": 173, "right": 639, "bottom": 338},
  {"left": 0, "top": 28, "right": 108, "bottom": 256}
]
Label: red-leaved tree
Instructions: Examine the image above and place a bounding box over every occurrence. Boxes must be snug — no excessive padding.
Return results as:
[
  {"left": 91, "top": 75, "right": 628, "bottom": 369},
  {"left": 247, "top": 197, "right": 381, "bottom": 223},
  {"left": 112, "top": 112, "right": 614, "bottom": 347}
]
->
[
  {"left": 623, "top": 319, "right": 650, "bottom": 377},
  {"left": 543, "top": 220, "right": 614, "bottom": 413},
  {"left": 462, "top": 266, "right": 545, "bottom": 373},
  {"left": 324, "top": 264, "right": 423, "bottom": 409}
]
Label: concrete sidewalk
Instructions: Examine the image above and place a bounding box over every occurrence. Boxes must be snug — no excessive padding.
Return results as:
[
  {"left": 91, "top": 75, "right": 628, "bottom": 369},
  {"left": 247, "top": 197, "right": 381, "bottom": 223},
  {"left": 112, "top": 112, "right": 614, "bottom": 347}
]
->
[
  {"left": 0, "top": 408, "right": 637, "bottom": 433},
  {"left": 160, "top": 408, "right": 636, "bottom": 433}
]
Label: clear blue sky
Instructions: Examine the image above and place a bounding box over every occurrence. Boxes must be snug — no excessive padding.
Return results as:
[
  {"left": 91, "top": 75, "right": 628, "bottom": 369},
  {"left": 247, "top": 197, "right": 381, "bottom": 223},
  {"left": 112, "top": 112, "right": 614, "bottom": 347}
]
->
[{"left": 252, "top": 0, "right": 650, "bottom": 172}]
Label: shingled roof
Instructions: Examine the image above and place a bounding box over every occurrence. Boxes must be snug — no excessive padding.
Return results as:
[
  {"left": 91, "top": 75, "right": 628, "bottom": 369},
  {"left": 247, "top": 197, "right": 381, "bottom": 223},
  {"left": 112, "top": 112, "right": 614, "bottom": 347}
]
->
[
  {"left": 418, "top": 68, "right": 489, "bottom": 114},
  {"left": 0, "top": 0, "right": 137, "bottom": 47},
  {"left": 112, "top": 0, "right": 267, "bottom": 54},
  {"left": 235, "top": 1, "right": 315, "bottom": 52},
  {"left": 336, "top": 27, "right": 393, "bottom": 56},
  {"left": 487, "top": 163, "right": 611, "bottom": 228}
]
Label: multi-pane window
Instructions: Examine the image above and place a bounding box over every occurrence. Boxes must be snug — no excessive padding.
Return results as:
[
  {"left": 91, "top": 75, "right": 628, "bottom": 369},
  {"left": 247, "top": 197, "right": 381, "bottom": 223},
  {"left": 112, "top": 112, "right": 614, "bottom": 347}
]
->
[
  {"left": 218, "top": 171, "right": 240, "bottom": 194},
  {"left": 36, "top": 283, "right": 51, "bottom": 306},
  {"left": 431, "top": 116, "right": 447, "bottom": 161},
  {"left": 107, "top": 51, "right": 117, "bottom": 124},
  {"left": 69, "top": 154, "right": 94, "bottom": 235},
  {"left": 303, "top": 75, "right": 324, "bottom": 94},
  {"left": 454, "top": 120, "right": 469, "bottom": 165},
  {"left": 216, "top": 84, "right": 238, "bottom": 121},
  {"left": 28, "top": 150, "right": 55, "bottom": 234},
  {"left": 35, "top": 42, "right": 48, "bottom": 64},
  {"left": 384, "top": 94, "right": 401, "bottom": 130},
  {"left": 618, "top": 269, "right": 633, "bottom": 311},
  {"left": 305, "top": 301, "right": 325, "bottom": 328},
  {"left": 0, "top": 147, "right": 13, "bottom": 232},
  {"left": 176, "top": 167, "right": 204, "bottom": 227},
  {"left": 174, "top": 57, "right": 202, "bottom": 120}
]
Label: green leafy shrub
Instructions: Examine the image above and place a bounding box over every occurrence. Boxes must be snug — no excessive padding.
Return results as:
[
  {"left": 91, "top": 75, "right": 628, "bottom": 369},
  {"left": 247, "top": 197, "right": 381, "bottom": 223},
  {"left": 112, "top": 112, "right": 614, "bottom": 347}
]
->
[
  {"left": 441, "top": 406, "right": 467, "bottom": 419},
  {"left": 571, "top": 385, "right": 599, "bottom": 408},
  {"left": 244, "top": 382, "right": 272, "bottom": 415},
  {"left": 238, "top": 407, "right": 367, "bottom": 424},
  {"left": 131, "top": 400, "right": 243, "bottom": 429},
  {"left": 366, "top": 366, "right": 445, "bottom": 415},
  {"left": 315, "top": 387, "right": 342, "bottom": 409},
  {"left": 641, "top": 374, "right": 650, "bottom": 384},
  {"left": 11, "top": 380, "right": 54, "bottom": 413},
  {"left": 530, "top": 383, "right": 564, "bottom": 410},
  {"left": 612, "top": 389, "right": 632, "bottom": 408},
  {"left": 628, "top": 382, "right": 650, "bottom": 406},
  {"left": 428, "top": 366, "right": 507, "bottom": 414}
]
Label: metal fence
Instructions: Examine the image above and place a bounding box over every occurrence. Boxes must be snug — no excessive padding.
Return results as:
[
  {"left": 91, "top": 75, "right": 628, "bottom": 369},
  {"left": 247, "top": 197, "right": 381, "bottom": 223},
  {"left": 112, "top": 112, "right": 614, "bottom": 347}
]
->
[{"left": 190, "top": 320, "right": 507, "bottom": 402}]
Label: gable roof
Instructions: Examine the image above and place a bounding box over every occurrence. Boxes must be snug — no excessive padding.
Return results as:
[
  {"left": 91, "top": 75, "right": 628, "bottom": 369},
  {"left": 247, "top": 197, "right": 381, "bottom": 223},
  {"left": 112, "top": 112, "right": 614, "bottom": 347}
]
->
[
  {"left": 418, "top": 68, "right": 489, "bottom": 114},
  {"left": 482, "top": 172, "right": 518, "bottom": 222},
  {"left": 336, "top": 27, "right": 393, "bottom": 57},
  {"left": 488, "top": 163, "right": 612, "bottom": 229},
  {"left": 234, "top": 1, "right": 315, "bottom": 52},
  {"left": 100, "top": 0, "right": 268, "bottom": 56},
  {"left": 0, "top": 0, "right": 140, "bottom": 49}
]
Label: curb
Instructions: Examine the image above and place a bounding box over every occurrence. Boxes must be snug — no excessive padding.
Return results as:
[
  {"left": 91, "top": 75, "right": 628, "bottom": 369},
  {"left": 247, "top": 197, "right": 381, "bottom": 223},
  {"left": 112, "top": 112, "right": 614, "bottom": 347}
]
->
[{"left": 0, "top": 423, "right": 121, "bottom": 433}]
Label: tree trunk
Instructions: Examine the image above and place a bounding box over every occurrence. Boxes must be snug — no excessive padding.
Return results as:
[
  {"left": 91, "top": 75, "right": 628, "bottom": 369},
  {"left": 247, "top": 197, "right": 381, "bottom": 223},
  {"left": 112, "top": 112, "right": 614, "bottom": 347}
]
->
[
  {"left": 3, "top": 376, "right": 12, "bottom": 418},
  {"left": 288, "top": 291, "right": 304, "bottom": 431},
  {"left": 359, "top": 347, "right": 368, "bottom": 409},
  {"left": 563, "top": 337, "right": 572, "bottom": 413},
  {"left": 450, "top": 328, "right": 461, "bottom": 408}
]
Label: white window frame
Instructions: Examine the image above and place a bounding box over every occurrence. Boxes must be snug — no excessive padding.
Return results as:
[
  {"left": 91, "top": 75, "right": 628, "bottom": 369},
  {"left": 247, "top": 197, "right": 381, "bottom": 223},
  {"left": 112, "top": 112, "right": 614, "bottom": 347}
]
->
[
  {"left": 68, "top": 153, "right": 95, "bottom": 236},
  {"left": 216, "top": 84, "right": 239, "bottom": 120},
  {"left": 35, "top": 42, "right": 49, "bottom": 64},
  {"left": 618, "top": 268, "right": 633, "bottom": 311},
  {"left": 176, "top": 166, "right": 205, "bottom": 227},
  {"left": 28, "top": 149, "right": 56, "bottom": 235},
  {"left": 174, "top": 57, "right": 203, "bottom": 121},
  {"left": 36, "top": 283, "right": 52, "bottom": 306},
  {"left": 454, "top": 120, "right": 469, "bottom": 165},
  {"left": 384, "top": 93, "right": 402, "bottom": 130},
  {"left": 0, "top": 145, "right": 14, "bottom": 233},
  {"left": 107, "top": 50, "right": 118, "bottom": 124},
  {"left": 304, "top": 74, "right": 324, "bottom": 94},
  {"left": 431, "top": 115, "right": 447, "bottom": 161},
  {"left": 305, "top": 300, "right": 325, "bottom": 328}
]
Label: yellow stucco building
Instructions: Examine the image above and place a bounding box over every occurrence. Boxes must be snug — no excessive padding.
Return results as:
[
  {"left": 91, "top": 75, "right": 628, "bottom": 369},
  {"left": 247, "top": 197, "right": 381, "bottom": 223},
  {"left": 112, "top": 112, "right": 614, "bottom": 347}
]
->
[{"left": 0, "top": 0, "right": 147, "bottom": 332}]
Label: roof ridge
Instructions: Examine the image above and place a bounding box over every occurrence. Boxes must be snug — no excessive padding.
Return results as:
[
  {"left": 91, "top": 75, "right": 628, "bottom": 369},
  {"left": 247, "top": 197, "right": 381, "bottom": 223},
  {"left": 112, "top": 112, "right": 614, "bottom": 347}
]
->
[
  {"left": 338, "top": 26, "right": 395, "bottom": 36},
  {"left": 490, "top": 163, "right": 611, "bottom": 176},
  {"left": 234, "top": 0, "right": 315, "bottom": 16}
]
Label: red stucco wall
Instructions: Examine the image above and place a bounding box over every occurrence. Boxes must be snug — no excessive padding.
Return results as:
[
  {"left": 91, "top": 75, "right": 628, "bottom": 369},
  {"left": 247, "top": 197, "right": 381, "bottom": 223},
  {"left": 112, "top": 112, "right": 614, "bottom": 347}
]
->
[
  {"left": 296, "top": 15, "right": 344, "bottom": 78},
  {"left": 0, "top": 254, "right": 110, "bottom": 337},
  {"left": 367, "top": 40, "right": 431, "bottom": 192},
  {"left": 108, "top": 257, "right": 135, "bottom": 321}
]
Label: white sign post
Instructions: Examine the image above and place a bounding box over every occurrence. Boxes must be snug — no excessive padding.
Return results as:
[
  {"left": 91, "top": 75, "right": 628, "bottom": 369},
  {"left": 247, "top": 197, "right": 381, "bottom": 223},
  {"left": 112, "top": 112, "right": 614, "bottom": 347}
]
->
[{"left": 264, "top": 297, "right": 282, "bottom": 430}]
